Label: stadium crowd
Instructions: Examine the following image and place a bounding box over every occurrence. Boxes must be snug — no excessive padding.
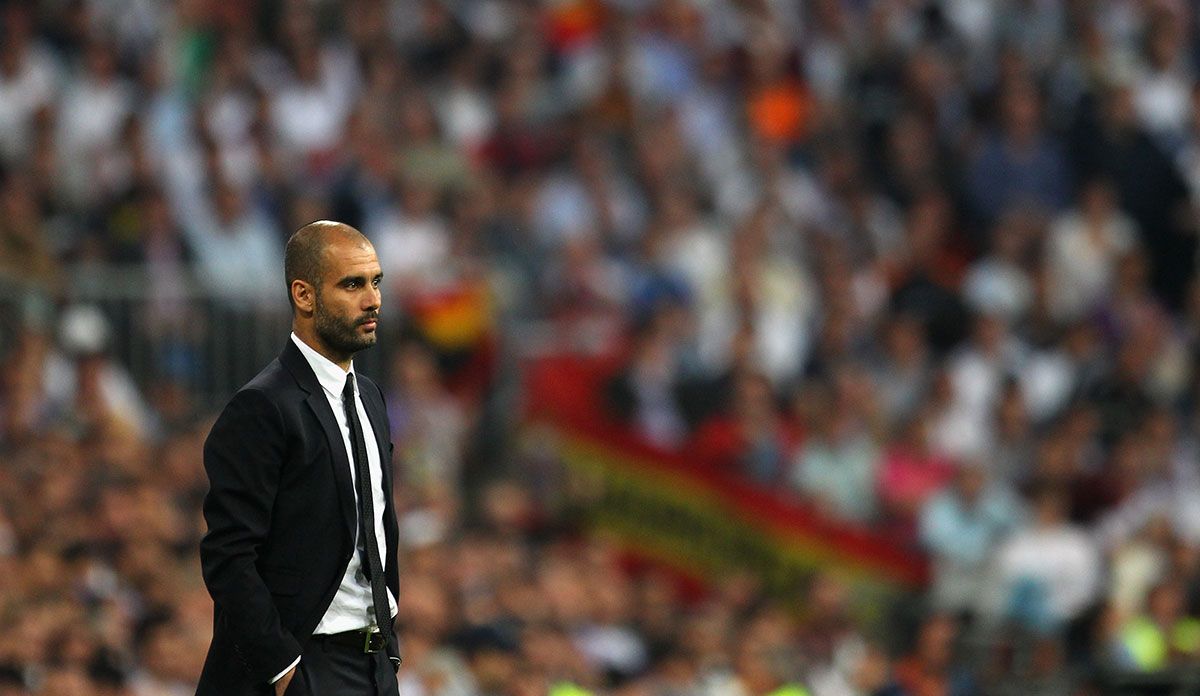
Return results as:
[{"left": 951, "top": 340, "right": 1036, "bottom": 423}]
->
[{"left": 5, "top": 0, "right": 1200, "bottom": 694}]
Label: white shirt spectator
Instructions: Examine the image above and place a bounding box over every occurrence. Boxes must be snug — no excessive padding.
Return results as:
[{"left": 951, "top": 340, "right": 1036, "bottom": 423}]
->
[
  {"left": 963, "top": 257, "right": 1034, "bottom": 321},
  {"left": 178, "top": 191, "right": 284, "bottom": 309},
  {"left": 56, "top": 65, "right": 134, "bottom": 205},
  {"left": 204, "top": 88, "right": 260, "bottom": 192},
  {"left": 988, "top": 519, "right": 1102, "bottom": 625},
  {"left": 534, "top": 171, "right": 601, "bottom": 245},
  {"left": 433, "top": 79, "right": 495, "bottom": 153},
  {"left": 1108, "top": 537, "right": 1170, "bottom": 621},
  {"left": 369, "top": 209, "right": 451, "bottom": 292},
  {"left": 270, "top": 81, "right": 347, "bottom": 157},
  {"left": 1134, "top": 64, "right": 1192, "bottom": 144},
  {"left": 43, "top": 305, "right": 156, "bottom": 441},
  {"left": 1096, "top": 477, "right": 1200, "bottom": 550},
  {"left": 1017, "top": 348, "right": 1077, "bottom": 423},
  {"left": 0, "top": 40, "right": 57, "bottom": 164},
  {"left": 932, "top": 329, "right": 1026, "bottom": 461},
  {"left": 1045, "top": 206, "right": 1137, "bottom": 322},
  {"left": 920, "top": 475, "right": 1022, "bottom": 612},
  {"left": 261, "top": 45, "right": 359, "bottom": 165},
  {"left": 678, "top": 75, "right": 744, "bottom": 195},
  {"left": 941, "top": 0, "right": 997, "bottom": 53}
]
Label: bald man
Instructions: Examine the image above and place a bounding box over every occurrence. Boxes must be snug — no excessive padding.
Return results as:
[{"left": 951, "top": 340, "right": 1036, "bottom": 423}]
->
[{"left": 198, "top": 222, "right": 401, "bottom": 696}]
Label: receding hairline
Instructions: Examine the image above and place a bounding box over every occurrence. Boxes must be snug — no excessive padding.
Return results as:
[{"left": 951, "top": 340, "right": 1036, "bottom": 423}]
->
[
  {"left": 284, "top": 220, "right": 374, "bottom": 306},
  {"left": 289, "top": 220, "right": 371, "bottom": 251}
]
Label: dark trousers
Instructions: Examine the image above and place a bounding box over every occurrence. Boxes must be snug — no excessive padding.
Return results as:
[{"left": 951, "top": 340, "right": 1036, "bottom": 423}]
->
[{"left": 281, "top": 638, "right": 399, "bottom": 696}]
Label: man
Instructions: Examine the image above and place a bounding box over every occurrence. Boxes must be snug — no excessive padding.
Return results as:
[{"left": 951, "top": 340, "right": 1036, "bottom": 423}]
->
[{"left": 197, "top": 221, "right": 401, "bottom": 696}]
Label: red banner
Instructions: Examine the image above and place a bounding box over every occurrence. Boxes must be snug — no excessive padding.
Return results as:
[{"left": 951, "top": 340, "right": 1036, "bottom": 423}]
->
[{"left": 523, "top": 353, "right": 928, "bottom": 619}]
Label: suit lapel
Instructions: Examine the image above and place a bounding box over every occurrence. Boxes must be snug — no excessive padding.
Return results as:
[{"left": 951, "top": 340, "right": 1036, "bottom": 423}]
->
[
  {"left": 305, "top": 392, "right": 358, "bottom": 539},
  {"left": 280, "top": 341, "right": 357, "bottom": 540}
]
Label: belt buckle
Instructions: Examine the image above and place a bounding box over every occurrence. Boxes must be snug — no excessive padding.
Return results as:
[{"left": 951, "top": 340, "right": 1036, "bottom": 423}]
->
[{"left": 362, "top": 629, "right": 382, "bottom": 654}]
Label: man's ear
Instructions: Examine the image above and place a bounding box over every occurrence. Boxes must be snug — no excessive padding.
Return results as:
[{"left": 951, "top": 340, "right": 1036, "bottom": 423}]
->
[{"left": 291, "top": 279, "right": 316, "bottom": 314}]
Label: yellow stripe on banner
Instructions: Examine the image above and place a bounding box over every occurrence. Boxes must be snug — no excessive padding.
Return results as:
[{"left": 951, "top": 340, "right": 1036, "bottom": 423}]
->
[{"left": 556, "top": 434, "right": 912, "bottom": 625}]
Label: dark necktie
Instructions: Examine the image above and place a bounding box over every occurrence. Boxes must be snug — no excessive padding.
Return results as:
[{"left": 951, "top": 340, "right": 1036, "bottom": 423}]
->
[{"left": 342, "top": 374, "right": 393, "bottom": 646}]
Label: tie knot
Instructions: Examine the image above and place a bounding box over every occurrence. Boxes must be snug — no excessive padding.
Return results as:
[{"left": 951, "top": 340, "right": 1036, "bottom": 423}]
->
[{"left": 343, "top": 373, "right": 356, "bottom": 401}]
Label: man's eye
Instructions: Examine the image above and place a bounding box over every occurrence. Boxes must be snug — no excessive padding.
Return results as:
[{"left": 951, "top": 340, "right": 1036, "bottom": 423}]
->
[
  {"left": 372, "top": 278, "right": 381, "bottom": 288},
  {"left": 346, "top": 281, "right": 360, "bottom": 289}
]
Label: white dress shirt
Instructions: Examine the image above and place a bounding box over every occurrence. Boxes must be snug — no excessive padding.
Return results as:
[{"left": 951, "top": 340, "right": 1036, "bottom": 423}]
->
[{"left": 273, "top": 333, "right": 398, "bottom": 683}]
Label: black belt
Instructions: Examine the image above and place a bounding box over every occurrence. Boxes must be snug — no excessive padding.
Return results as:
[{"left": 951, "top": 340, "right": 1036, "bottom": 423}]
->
[{"left": 312, "top": 629, "right": 387, "bottom": 653}]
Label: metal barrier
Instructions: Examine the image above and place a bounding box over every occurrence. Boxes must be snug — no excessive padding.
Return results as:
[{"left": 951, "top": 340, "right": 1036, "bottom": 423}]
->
[{"left": 0, "top": 266, "right": 387, "bottom": 412}]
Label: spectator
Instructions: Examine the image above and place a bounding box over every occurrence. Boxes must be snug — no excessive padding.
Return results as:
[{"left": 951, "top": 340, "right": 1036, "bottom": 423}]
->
[
  {"left": 176, "top": 175, "right": 284, "bottom": 308},
  {"left": 986, "top": 485, "right": 1102, "bottom": 632},
  {"left": 919, "top": 464, "right": 1022, "bottom": 614},
  {"left": 371, "top": 174, "right": 452, "bottom": 297},
  {"left": 886, "top": 189, "right": 971, "bottom": 354},
  {"left": 967, "top": 79, "right": 1070, "bottom": 227},
  {"left": 1131, "top": 9, "right": 1192, "bottom": 150},
  {"left": 962, "top": 211, "right": 1036, "bottom": 323},
  {"left": 42, "top": 305, "right": 154, "bottom": 442},
  {"left": 1077, "top": 86, "right": 1194, "bottom": 309},
  {"left": 932, "top": 313, "right": 1025, "bottom": 461},
  {"left": 262, "top": 5, "right": 359, "bottom": 176},
  {"left": 0, "top": 171, "right": 59, "bottom": 291},
  {"left": 987, "top": 380, "right": 1034, "bottom": 483},
  {"left": 877, "top": 412, "right": 955, "bottom": 528},
  {"left": 0, "top": 4, "right": 58, "bottom": 167},
  {"left": 692, "top": 371, "right": 800, "bottom": 485},
  {"left": 793, "top": 573, "right": 867, "bottom": 688},
  {"left": 1115, "top": 581, "right": 1200, "bottom": 671},
  {"left": 1016, "top": 321, "right": 1102, "bottom": 427},
  {"left": 55, "top": 38, "right": 133, "bottom": 208},
  {"left": 892, "top": 614, "right": 976, "bottom": 696},
  {"left": 387, "top": 339, "right": 468, "bottom": 493},
  {"left": 605, "top": 317, "right": 692, "bottom": 451},
  {"left": 1044, "top": 178, "right": 1138, "bottom": 323},
  {"left": 790, "top": 378, "right": 881, "bottom": 523},
  {"left": 870, "top": 313, "right": 933, "bottom": 429}
]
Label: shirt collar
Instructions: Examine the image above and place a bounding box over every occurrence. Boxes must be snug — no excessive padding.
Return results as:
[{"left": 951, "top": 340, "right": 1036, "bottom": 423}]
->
[{"left": 290, "top": 332, "right": 355, "bottom": 399}]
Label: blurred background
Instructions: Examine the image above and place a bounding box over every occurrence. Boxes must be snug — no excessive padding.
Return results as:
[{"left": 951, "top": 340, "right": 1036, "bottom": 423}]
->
[{"left": 5, "top": 0, "right": 1200, "bottom": 694}]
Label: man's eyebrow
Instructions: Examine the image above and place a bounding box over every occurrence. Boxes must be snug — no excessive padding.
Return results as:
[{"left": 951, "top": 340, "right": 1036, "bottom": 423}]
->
[{"left": 337, "top": 271, "right": 384, "bottom": 285}]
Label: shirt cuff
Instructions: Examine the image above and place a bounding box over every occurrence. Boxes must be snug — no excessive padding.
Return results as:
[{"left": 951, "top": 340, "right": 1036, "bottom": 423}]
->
[{"left": 269, "top": 656, "right": 301, "bottom": 685}]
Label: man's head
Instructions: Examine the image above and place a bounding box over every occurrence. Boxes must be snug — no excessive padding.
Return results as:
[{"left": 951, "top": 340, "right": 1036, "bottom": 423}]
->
[{"left": 286, "top": 221, "right": 383, "bottom": 367}]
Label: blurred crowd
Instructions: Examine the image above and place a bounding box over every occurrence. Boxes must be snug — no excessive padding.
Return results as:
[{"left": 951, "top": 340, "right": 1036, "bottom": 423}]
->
[{"left": 5, "top": 0, "right": 1200, "bottom": 694}]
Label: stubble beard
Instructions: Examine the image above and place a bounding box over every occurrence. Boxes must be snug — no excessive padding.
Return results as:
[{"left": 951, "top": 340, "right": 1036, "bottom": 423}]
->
[{"left": 314, "top": 292, "right": 378, "bottom": 359}]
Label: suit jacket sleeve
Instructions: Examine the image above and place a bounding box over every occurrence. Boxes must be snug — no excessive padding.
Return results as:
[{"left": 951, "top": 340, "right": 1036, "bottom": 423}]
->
[{"left": 200, "top": 388, "right": 302, "bottom": 684}]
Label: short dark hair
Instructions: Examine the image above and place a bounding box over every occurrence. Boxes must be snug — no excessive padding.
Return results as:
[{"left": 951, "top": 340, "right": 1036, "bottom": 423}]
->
[
  {"left": 284, "top": 223, "right": 327, "bottom": 309},
  {"left": 283, "top": 220, "right": 369, "bottom": 309}
]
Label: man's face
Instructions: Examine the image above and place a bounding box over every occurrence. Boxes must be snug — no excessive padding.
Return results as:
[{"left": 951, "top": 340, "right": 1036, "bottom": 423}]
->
[{"left": 313, "top": 238, "right": 383, "bottom": 357}]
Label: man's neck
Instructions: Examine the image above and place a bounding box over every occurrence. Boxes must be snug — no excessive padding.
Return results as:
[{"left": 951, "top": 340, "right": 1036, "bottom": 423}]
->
[{"left": 292, "top": 325, "right": 352, "bottom": 371}]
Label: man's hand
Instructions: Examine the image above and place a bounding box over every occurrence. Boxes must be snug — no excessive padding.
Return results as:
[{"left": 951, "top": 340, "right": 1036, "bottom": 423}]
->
[{"left": 274, "top": 664, "right": 297, "bottom": 696}]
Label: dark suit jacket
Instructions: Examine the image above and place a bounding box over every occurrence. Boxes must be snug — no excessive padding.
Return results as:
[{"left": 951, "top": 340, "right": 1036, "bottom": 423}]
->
[{"left": 196, "top": 340, "right": 400, "bottom": 696}]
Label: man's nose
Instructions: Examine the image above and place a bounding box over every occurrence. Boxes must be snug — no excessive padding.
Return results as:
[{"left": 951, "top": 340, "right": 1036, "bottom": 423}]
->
[{"left": 363, "top": 286, "right": 381, "bottom": 311}]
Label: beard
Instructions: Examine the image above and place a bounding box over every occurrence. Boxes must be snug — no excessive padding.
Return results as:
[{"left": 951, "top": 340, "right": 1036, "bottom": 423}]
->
[{"left": 314, "top": 293, "right": 378, "bottom": 357}]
